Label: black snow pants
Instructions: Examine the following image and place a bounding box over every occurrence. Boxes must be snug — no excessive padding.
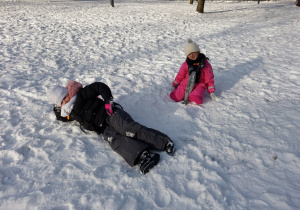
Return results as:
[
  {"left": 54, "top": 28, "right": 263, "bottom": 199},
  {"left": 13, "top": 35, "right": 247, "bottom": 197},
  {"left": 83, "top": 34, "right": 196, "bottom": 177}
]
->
[{"left": 101, "top": 108, "right": 170, "bottom": 167}]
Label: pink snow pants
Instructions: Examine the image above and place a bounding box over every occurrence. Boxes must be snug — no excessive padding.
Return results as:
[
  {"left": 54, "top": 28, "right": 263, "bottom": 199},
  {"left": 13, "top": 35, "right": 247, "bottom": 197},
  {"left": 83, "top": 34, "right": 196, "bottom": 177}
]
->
[{"left": 170, "top": 83, "right": 206, "bottom": 105}]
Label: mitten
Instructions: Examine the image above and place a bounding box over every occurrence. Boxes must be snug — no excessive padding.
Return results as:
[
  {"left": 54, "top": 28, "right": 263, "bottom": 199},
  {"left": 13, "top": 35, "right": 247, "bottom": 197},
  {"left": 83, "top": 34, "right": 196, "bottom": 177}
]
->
[
  {"left": 53, "top": 107, "right": 68, "bottom": 122},
  {"left": 210, "top": 93, "right": 216, "bottom": 101},
  {"left": 105, "top": 98, "right": 114, "bottom": 116}
]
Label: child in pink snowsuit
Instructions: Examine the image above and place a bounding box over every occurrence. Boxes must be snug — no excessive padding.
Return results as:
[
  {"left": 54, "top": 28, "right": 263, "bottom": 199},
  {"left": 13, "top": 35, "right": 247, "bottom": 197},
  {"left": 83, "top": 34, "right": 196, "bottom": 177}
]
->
[{"left": 170, "top": 39, "right": 216, "bottom": 105}]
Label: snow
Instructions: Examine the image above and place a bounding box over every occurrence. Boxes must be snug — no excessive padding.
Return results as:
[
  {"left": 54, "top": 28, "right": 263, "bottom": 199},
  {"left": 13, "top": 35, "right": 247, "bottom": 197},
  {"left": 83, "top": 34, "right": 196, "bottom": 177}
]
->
[{"left": 0, "top": 0, "right": 300, "bottom": 209}]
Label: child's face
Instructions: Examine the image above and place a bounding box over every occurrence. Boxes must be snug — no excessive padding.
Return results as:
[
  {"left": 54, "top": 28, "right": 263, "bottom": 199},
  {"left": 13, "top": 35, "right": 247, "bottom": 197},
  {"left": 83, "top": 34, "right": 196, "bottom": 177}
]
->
[
  {"left": 61, "top": 93, "right": 70, "bottom": 107},
  {"left": 187, "top": 52, "right": 199, "bottom": 60}
]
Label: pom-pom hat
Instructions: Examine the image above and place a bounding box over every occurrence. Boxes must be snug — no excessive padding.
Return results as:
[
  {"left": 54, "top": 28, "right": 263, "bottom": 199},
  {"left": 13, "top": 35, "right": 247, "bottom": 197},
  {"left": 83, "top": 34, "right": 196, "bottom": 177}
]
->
[
  {"left": 46, "top": 85, "right": 68, "bottom": 106},
  {"left": 184, "top": 38, "right": 200, "bottom": 56}
]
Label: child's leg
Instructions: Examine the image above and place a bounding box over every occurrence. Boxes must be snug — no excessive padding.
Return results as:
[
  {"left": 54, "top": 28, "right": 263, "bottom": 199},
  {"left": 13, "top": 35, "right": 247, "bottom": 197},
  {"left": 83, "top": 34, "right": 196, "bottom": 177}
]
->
[
  {"left": 106, "top": 108, "right": 171, "bottom": 151},
  {"left": 170, "top": 84, "right": 186, "bottom": 102},
  {"left": 188, "top": 86, "right": 206, "bottom": 105},
  {"left": 102, "top": 126, "right": 148, "bottom": 166}
]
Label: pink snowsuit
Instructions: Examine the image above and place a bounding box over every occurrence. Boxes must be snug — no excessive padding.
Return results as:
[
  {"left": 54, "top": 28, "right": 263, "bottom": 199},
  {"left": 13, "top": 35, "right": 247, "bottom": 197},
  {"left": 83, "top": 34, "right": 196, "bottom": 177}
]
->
[{"left": 170, "top": 59, "right": 215, "bottom": 105}]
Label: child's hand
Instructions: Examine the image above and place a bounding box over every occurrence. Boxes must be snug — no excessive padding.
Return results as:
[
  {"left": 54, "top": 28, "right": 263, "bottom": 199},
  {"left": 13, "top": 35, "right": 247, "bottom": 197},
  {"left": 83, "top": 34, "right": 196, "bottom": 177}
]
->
[
  {"left": 210, "top": 93, "right": 222, "bottom": 101},
  {"left": 105, "top": 98, "right": 114, "bottom": 116},
  {"left": 210, "top": 93, "right": 217, "bottom": 101}
]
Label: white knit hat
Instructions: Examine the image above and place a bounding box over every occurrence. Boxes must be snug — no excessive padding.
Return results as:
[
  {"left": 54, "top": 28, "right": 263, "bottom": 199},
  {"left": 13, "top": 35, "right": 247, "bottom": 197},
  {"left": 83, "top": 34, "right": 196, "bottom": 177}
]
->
[
  {"left": 46, "top": 85, "right": 68, "bottom": 106},
  {"left": 184, "top": 39, "right": 200, "bottom": 56}
]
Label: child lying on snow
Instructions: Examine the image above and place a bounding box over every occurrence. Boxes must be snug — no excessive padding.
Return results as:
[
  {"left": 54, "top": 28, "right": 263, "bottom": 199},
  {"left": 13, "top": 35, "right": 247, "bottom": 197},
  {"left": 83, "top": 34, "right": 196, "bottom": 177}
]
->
[
  {"left": 170, "top": 39, "right": 217, "bottom": 105},
  {"left": 46, "top": 80, "right": 174, "bottom": 174}
]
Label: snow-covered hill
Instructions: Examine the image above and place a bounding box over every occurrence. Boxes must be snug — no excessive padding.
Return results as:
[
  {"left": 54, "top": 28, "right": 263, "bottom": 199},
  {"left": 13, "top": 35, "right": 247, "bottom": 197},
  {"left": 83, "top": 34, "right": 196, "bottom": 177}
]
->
[{"left": 0, "top": 1, "right": 299, "bottom": 209}]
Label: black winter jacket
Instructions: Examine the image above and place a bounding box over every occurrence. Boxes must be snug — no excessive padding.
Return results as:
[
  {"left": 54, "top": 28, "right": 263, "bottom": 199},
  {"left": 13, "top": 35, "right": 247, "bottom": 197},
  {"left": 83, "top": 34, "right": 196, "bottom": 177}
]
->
[{"left": 54, "top": 82, "right": 113, "bottom": 134}]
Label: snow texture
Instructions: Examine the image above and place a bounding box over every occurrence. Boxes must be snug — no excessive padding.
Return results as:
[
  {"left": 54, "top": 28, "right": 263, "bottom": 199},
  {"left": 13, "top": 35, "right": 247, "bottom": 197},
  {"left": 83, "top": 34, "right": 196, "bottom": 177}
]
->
[{"left": 0, "top": 1, "right": 300, "bottom": 209}]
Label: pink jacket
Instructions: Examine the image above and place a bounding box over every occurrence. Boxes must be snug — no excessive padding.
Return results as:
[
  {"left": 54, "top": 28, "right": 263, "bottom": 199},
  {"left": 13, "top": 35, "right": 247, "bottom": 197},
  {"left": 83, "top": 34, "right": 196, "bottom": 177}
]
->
[{"left": 173, "top": 60, "right": 215, "bottom": 93}]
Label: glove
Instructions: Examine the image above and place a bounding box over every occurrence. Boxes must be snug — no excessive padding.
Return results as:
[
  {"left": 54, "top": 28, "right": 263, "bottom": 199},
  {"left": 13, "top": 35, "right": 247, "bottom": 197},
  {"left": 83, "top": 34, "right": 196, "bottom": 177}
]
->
[
  {"left": 53, "top": 106, "right": 69, "bottom": 122},
  {"left": 105, "top": 98, "right": 114, "bottom": 116},
  {"left": 210, "top": 93, "right": 217, "bottom": 101},
  {"left": 172, "top": 81, "right": 179, "bottom": 88}
]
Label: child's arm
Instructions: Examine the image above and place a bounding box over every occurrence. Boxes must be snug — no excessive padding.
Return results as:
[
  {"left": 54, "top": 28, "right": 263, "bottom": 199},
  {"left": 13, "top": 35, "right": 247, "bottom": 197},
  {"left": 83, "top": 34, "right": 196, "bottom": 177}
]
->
[
  {"left": 78, "top": 82, "right": 113, "bottom": 102},
  {"left": 74, "top": 82, "right": 114, "bottom": 116},
  {"left": 172, "top": 62, "right": 188, "bottom": 87},
  {"left": 204, "top": 60, "right": 215, "bottom": 93}
]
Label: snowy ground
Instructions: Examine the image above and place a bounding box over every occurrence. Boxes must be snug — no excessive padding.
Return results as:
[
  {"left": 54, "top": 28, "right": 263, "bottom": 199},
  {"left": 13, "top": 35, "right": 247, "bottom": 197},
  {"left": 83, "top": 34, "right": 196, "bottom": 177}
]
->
[{"left": 0, "top": 0, "right": 300, "bottom": 209}]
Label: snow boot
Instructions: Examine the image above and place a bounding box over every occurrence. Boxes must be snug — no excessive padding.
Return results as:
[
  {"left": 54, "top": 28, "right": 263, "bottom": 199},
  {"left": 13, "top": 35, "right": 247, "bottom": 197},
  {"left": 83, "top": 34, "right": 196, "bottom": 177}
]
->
[
  {"left": 138, "top": 150, "right": 160, "bottom": 175},
  {"left": 165, "top": 140, "right": 174, "bottom": 155}
]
